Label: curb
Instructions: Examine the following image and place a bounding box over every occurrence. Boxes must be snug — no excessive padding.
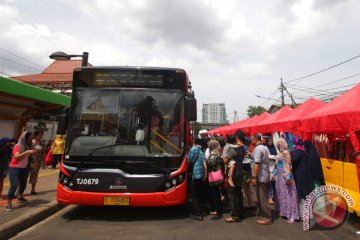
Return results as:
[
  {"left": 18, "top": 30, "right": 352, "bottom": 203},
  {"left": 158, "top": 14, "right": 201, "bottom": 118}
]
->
[{"left": 0, "top": 200, "right": 65, "bottom": 240}]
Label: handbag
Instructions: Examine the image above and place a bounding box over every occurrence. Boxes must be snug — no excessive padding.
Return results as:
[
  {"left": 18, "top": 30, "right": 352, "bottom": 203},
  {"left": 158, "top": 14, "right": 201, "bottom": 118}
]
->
[
  {"left": 45, "top": 151, "right": 53, "bottom": 166},
  {"left": 208, "top": 169, "right": 223, "bottom": 186}
]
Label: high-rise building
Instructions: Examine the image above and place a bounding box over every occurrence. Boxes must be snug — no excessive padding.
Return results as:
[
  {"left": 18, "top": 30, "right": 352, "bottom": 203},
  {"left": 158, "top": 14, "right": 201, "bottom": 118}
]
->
[{"left": 202, "top": 103, "right": 227, "bottom": 123}]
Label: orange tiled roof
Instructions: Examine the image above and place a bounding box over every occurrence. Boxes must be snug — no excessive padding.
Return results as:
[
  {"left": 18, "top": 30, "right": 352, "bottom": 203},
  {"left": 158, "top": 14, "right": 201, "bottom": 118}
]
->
[{"left": 12, "top": 60, "right": 92, "bottom": 84}]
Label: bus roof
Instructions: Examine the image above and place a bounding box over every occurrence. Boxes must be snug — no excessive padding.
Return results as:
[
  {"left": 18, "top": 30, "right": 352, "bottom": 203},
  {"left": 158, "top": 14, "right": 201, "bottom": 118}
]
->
[{"left": 73, "top": 66, "right": 186, "bottom": 73}]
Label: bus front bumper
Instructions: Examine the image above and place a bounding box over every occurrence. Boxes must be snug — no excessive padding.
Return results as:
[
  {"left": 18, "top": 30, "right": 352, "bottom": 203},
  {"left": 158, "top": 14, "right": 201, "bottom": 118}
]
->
[{"left": 56, "top": 182, "right": 187, "bottom": 207}]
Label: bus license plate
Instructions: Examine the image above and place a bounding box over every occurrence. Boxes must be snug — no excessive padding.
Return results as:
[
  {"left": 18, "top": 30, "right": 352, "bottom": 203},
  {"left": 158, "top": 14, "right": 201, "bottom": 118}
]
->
[{"left": 104, "top": 196, "right": 130, "bottom": 206}]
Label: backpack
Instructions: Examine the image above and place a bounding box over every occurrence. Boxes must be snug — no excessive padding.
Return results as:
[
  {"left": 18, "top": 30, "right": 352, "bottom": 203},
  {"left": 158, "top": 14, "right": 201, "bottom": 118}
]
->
[{"left": 207, "top": 151, "right": 222, "bottom": 172}]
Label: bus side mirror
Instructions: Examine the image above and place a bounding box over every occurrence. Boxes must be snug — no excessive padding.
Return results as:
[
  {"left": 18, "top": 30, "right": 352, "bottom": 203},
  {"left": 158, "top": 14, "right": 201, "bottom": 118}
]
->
[
  {"left": 57, "top": 108, "right": 69, "bottom": 135},
  {"left": 186, "top": 97, "right": 197, "bottom": 121},
  {"left": 135, "top": 129, "right": 145, "bottom": 144}
]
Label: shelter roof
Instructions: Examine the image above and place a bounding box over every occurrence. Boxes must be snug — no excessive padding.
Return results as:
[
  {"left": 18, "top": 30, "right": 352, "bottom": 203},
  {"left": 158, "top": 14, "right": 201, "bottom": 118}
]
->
[
  {"left": 0, "top": 75, "right": 70, "bottom": 120},
  {"left": 12, "top": 60, "right": 92, "bottom": 84}
]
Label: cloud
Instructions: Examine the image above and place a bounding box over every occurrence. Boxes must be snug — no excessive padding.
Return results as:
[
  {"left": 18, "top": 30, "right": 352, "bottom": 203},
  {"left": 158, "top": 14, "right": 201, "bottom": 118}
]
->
[
  {"left": 1, "top": 0, "right": 360, "bottom": 122},
  {"left": 139, "top": 0, "right": 226, "bottom": 50},
  {"left": 312, "top": 0, "right": 352, "bottom": 11}
]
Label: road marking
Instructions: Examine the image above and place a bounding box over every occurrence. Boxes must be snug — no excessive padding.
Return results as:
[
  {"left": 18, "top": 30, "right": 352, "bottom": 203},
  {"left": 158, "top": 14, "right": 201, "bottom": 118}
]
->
[{"left": 3, "top": 169, "right": 59, "bottom": 187}]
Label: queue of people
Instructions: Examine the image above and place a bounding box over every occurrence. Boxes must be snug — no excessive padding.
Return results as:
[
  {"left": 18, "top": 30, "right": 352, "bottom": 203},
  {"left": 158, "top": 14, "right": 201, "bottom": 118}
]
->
[
  {"left": 0, "top": 131, "right": 65, "bottom": 211},
  {"left": 187, "top": 129, "right": 324, "bottom": 226}
]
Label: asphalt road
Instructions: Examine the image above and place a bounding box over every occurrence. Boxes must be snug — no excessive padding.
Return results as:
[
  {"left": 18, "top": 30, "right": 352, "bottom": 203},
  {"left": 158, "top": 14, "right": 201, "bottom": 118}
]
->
[{"left": 12, "top": 201, "right": 359, "bottom": 240}]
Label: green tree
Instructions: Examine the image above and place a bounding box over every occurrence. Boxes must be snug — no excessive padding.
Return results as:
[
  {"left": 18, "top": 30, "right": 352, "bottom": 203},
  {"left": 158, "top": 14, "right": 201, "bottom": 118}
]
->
[{"left": 246, "top": 105, "right": 267, "bottom": 118}]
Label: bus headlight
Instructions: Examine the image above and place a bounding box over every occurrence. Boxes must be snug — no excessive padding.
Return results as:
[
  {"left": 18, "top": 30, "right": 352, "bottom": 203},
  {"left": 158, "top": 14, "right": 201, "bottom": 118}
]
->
[
  {"left": 165, "top": 182, "right": 171, "bottom": 189},
  {"left": 162, "top": 172, "right": 186, "bottom": 192},
  {"left": 178, "top": 174, "right": 184, "bottom": 183},
  {"left": 63, "top": 178, "right": 69, "bottom": 184},
  {"left": 59, "top": 172, "right": 77, "bottom": 191}
]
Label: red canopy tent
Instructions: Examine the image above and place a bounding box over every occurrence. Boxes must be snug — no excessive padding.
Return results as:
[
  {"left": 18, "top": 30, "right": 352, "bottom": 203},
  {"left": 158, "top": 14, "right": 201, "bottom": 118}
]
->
[
  {"left": 236, "top": 112, "right": 271, "bottom": 135},
  {"left": 230, "top": 118, "right": 251, "bottom": 131},
  {"left": 301, "top": 84, "right": 360, "bottom": 134},
  {"left": 269, "top": 98, "right": 326, "bottom": 135},
  {"left": 209, "top": 125, "right": 229, "bottom": 135},
  {"left": 209, "top": 117, "right": 253, "bottom": 136},
  {"left": 210, "top": 117, "right": 253, "bottom": 135},
  {"left": 250, "top": 106, "right": 293, "bottom": 134},
  {"left": 301, "top": 84, "right": 360, "bottom": 194}
]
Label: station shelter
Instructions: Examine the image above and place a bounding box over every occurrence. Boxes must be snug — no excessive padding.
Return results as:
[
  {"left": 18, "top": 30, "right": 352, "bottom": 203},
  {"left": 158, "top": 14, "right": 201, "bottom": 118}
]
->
[{"left": 0, "top": 75, "right": 70, "bottom": 139}]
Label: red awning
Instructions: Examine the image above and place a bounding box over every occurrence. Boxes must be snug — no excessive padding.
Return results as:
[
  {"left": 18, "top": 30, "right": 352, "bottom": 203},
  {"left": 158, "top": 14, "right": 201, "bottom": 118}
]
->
[
  {"left": 301, "top": 84, "right": 360, "bottom": 134},
  {"left": 251, "top": 106, "right": 293, "bottom": 134},
  {"left": 210, "top": 112, "right": 271, "bottom": 136},
  {"left": 269, "top": 98, "right": 326, "bottom": 135},
  {"left": 236, "top": 112, "right": 271, "bottom": 135}
]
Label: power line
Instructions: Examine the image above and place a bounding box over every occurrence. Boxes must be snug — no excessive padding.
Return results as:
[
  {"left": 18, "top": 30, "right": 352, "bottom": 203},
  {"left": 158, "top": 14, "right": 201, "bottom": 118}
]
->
[
  {"left": 286, "top": 83, "right": 333, "bottom": 92},
  {"left": 293, "top": 90, "right": 346, "bottom": 100},
  {"left": 286, "top": 73, "right": 360, "bottom": 92},
  {"left": 262, "top": 95, "right": 281, "bottom": 108},
  {"left": 0, "top": 56, "right": 43, "bottom": 72},
  {"left": 0, "top": 9, "right": 65, "bottom": 50},
  {"left": 317, "top": 91, "right": 347, "bottom": 102},
  {"left": 296, "top": 83, "right": 357, "bottom": 93},
  {"left": 286, "top": 82, "right": 359, "bottom": 97},
  {"left": 285, "top": 54, "right": 360, "bottom": 84},
  {"left": 0, "top": 70, "right": 29, "bottom": 82},
  {"left": 312, "top": 73, "right": 360, "bottom": 88},
  {"left": 0, "top": 47, "right": 45, "bottom": 70},
  {"left": 260, "top": 85, "right": 280, "bottom": 107},
  {"left": 320, "top": 83, "right": 358, "bottom": 91},
  {"left": 286, "top": 85, "right": 336, "bottom": 95}
]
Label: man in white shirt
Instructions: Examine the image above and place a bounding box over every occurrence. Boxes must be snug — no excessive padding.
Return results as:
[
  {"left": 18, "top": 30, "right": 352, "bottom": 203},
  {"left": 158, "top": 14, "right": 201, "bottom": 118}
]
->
[{"left": 250, "top": 133, "right": 272, "bottom": 225}]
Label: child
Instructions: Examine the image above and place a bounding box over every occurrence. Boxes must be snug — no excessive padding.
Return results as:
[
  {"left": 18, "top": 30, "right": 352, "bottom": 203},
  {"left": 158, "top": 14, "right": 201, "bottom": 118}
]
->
[{"left": 224, "top": 149, "right": 237, "bottom": 188}]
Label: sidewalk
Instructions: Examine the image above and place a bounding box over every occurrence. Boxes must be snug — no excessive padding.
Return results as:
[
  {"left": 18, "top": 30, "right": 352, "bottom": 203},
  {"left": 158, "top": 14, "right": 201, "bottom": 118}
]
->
[{"left": 0, "top": 168, "right": 64, "bottom": 239}]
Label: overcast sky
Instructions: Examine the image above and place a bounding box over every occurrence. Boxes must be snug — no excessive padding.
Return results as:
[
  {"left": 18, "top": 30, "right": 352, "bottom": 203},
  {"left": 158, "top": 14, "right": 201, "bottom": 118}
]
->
[{"left": 1, "top": 0, "right": 359, "bottom": 122}]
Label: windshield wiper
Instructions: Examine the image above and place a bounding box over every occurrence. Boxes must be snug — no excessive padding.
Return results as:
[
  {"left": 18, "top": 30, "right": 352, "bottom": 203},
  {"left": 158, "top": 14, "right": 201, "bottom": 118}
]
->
[
  {"left": 134, "top": 161, "right": 171, "bottom": 178},
  {"left": 88, "top": 160, "right": 171, "bottom": 179},
  {"left": 70, "top": 140, "right": 136, "bottom": 178}
]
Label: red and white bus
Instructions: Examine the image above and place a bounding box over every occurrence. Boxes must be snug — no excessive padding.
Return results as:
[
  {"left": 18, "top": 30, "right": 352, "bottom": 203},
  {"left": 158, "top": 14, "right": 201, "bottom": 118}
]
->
[{"left": 56, "top": 67, "right": 197, "bottom": 206}]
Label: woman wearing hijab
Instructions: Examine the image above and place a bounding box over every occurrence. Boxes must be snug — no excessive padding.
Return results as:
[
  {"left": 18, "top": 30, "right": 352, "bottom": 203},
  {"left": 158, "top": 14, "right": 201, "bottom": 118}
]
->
[
  {"left": 51, "top": 135, "right": 65, "bottom": 169},
  {"left": 273, "top": 138, "right": 300, "bottom": 223},
  {"left": 303, "top": 140, "right": 325, "bottom": 187},
  {"left": 291, "top": 136, "right": 315, "bottom": 219},
  {"left": 6, "top": 131, "right": 37, "bottom": 211},
  {"left": 266, "top": 137, "right": 277, "bottom": 205},
  {"left": 204, "top": 139, "right": 223, "bottom": 217},
  {"left": 0, "top": 137, "right": 12, "bottom": 199}
]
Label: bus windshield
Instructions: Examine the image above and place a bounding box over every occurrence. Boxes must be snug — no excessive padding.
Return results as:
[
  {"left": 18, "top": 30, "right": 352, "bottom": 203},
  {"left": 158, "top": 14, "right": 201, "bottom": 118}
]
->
[{"left": 66, "top": 88, "right": 185, "bottom": 158}]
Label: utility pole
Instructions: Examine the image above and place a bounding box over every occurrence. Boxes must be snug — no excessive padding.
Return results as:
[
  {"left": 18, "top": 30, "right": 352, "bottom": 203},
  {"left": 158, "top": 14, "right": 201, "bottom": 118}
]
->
[
  {"left": 280, "top": 78, "right": 285, "bottom": 106},
  {"left": 233, "top": 110, "right": 239, "bottom": 123},
  {"left": 281, "top": 79, "right": 297, "bottom": 107}
]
